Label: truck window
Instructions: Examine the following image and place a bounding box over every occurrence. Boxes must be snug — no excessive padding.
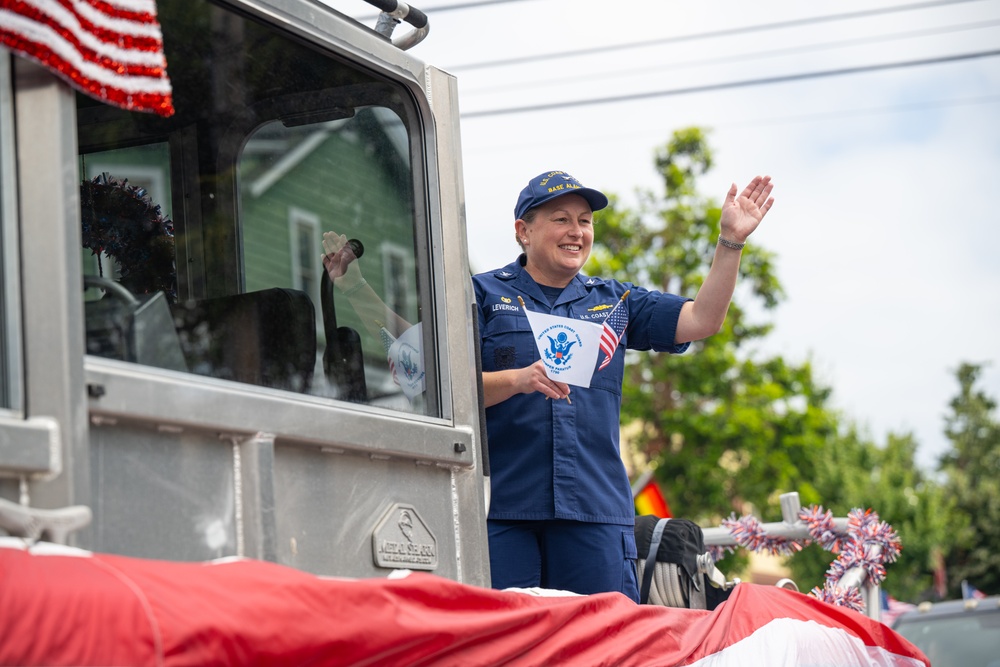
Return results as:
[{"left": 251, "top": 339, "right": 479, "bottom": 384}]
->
[{"left": 76, "top": 0, "right": 437, "bottom": 417}]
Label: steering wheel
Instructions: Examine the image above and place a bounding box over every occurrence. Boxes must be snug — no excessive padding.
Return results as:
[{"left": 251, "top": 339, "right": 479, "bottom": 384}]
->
[{"left": 84, "top": 274, "right": 140, "bottom": 306}]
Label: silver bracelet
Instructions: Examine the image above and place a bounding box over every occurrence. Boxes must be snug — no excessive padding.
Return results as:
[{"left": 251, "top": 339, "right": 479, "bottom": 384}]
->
[
  {"left": 718, "top": 237, "right": 745, "bottom": 251},
  {"left": 341, "top": 278, "right": 367, "bottom": 297}
]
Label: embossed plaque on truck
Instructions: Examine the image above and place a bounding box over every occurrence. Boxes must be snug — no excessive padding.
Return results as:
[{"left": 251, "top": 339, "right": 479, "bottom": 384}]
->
[{"left": 372, "top": 503, "right": 438, "bottom": 571}]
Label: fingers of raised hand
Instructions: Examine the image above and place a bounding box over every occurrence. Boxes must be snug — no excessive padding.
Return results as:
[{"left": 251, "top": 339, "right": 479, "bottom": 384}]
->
[
  {"left": 737, "top": 177, "right": 775, "bottom": 218},
  {"left": 756, "top": 178, "right": 774, "bottom": 205},
  {"left": 759, "top": 195, "right": 775, "bottom": 217},
  {"left": 321, "top": 231, "right": 346, "bottom": 255},
  {"left": 724, "top": 182, "right": 738, "bottom": 206},
  {"left": 740, "top": 175, "right": 770, "bottom": 200}
]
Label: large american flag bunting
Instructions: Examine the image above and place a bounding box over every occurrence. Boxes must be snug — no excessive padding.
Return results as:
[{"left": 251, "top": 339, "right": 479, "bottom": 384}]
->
[
  {"left": 598, "top": 289, "right": 630, "bottom": 371},
  {"left": 1, "top": 541, "right": 931, "bottom": 666},
  {"left": 0, "top": 0, "right": 174, "bottom": 116}
]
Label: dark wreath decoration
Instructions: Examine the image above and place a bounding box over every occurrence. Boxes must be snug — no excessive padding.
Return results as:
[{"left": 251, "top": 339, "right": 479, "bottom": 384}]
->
[{"left": 80, "top": 173, "right": 177, "bottom": 302}]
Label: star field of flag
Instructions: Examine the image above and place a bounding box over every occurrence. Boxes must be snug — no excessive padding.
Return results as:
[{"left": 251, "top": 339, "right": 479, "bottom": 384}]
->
[{"left": 598, "top": 300, "right": 628, "bottom": 371}]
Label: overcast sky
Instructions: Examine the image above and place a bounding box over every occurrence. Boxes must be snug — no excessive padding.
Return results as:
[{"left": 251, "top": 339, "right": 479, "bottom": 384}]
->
[{"left": 331, "top": 0, "right": 1000, "bottom": 470}]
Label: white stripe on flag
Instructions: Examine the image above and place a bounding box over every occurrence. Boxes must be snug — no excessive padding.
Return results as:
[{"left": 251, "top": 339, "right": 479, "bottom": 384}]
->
[
  {"left": 687, "top": 617, "right": 927, "bottom": 667},
  {"left": 0, "top": 0, "right": 174, "bottom": 116},
  {"left": 598, "top": 294, "right": 628, "bottom": 371}
]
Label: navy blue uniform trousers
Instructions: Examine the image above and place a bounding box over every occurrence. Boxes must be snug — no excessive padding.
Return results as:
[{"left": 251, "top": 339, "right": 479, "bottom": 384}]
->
[{"left": 488, "top": 519, "right": 640, "bottom": 602}]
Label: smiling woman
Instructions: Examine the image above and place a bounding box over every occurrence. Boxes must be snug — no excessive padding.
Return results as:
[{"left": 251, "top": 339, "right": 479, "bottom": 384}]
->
[
  {"left": 518, "top": 193, "right": 596, "bottom": 286},
  {"left": 473, "top": 168, "right": 775, "bottom": 601}
]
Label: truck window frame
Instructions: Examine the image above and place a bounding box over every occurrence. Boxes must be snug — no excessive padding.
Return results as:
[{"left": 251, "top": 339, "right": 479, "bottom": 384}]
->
[{"left": 75, "top": 0, "right": 457, "bottom": 447}]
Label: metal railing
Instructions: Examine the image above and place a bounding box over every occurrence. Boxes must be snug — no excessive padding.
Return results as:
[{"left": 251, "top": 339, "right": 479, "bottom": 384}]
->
[{"left": 362, "top": 0, "right": 430, "bottom": 49}]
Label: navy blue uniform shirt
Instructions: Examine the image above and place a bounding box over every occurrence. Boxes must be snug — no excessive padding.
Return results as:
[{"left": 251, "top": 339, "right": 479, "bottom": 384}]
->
[{"left": 473, "top": 256, "right": 691, "bottom": 526}]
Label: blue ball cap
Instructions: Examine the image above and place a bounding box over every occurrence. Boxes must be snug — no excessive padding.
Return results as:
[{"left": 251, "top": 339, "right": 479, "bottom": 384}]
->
[{"left": 514, "top": 170, "right": 609, "bottom": 220}]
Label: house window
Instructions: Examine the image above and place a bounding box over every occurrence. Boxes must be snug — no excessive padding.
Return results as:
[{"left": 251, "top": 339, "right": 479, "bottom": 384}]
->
[
  {"left": 382, "top": 243, "right": 416, "bottom": 325},
  {"left": 289, "top": 208, "right": 320, "bottom": 303}
]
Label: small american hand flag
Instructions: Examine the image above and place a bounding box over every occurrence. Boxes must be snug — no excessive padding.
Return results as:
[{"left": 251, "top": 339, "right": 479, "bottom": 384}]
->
[
  {"left": 377, "top": 321, "right": 399, "bottom": 385},
  {"left": 598, "top": 290, "right": 630, "bottom": 371}
]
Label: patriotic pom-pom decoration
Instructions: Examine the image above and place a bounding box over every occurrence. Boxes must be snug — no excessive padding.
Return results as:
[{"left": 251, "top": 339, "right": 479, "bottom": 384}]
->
[
  {"left": 712, "top": 504, "right": 902, "bottom": 613},
  {"left": 80, "top": 173, "right": 176, "bottom": 302},
  {"left": 799, "top": 505, "right": 846, "bottom": 552},
  {"left": 810, "top": 580, "right": 866, "bottom": 613},
  {"left": 720, "top": 513, "right": 804, "bottom": 556}
]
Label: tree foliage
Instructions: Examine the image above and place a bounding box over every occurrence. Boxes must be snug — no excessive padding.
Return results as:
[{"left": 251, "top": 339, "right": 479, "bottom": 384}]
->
[{"left": 940, "top": 362, "right": 1000, "bottom": 596}]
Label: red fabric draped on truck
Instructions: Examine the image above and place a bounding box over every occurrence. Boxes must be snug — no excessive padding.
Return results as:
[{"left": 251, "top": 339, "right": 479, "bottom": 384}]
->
[{"left": 0, "top": 540, "right": 928, "bottom": 667}]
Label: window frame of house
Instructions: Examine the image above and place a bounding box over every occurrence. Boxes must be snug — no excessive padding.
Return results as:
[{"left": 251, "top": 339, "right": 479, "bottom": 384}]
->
[{"left": 288, "top": 206, "right": 321, "bottom": 315}]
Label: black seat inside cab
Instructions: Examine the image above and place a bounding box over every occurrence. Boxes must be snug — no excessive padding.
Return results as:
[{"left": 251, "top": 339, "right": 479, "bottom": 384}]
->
[{"left": 170, "top": 288, "right": 317, "bottom": 392}]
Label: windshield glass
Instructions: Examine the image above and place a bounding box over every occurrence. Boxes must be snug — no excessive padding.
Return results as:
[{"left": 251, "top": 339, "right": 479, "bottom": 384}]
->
[
  {"left": 893, "top": 609, "right": 1000, "bottom": 667},
  {"left": 76, "top": 0, "right": 437, "bottom": 417}
]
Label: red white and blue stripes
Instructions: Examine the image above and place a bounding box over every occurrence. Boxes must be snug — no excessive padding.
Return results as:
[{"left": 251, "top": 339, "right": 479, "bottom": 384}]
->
[
  {"left": 598, "top": 289, "right": 629, "bottom": 371},
  {"left": 0, "top": 0, "right": 174, "bottom": 116}
]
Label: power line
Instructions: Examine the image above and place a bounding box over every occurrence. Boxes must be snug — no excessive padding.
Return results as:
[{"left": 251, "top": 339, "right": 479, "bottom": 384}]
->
[
  {"left": 467, "top": 94, "right": 1000, "bottom": 153},
  {"left": 459, "top": 19, "right": 1000, "bottom": 97},
  {"left": 413, "top": 0, "right": 530, "bottom": 10},
  {"left": 446, "top": 0, "right": 987, "bottom": 71},
  {"left": 723, "top": 94, "right": 1000, "bottom": 129},
  {"left": 461, "top": 48, "right": 1000, "bottom": 119},
  {"left": 356, "top": 0, "right": 529, "bottom": 21}
]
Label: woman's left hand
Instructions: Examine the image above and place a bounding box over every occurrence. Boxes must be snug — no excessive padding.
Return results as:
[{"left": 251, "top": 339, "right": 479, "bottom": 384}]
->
[{"left": 719, "top": 175, "right": 775, "bottom": 243}]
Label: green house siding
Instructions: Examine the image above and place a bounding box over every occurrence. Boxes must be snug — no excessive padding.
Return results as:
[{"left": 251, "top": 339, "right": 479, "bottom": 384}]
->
[{"left": 240, "top": 126, "right": 416, "bottom": 370}]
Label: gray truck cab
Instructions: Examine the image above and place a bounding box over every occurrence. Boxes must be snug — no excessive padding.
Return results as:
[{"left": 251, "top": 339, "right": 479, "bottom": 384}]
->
[{"left": 0, "top": 0, "right": 490, "bottom": 585}]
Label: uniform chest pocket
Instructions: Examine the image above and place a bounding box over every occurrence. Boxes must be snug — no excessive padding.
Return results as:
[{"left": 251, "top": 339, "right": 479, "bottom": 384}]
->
[
  {"left": 586, "top": 330, "right": 625, "bottom": 395},
  {"left": 588, "top": 367, "right": 623, "bottom": 394},
  {"left": 480, "top": 312, "right": 537, "bottom": 372}
]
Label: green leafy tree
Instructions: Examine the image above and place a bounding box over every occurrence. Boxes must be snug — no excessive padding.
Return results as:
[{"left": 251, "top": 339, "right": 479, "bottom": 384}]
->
[
  {"left": 587, "top": 128, "right": 836, "bottom": 522},
  {"left": 940, "top": 362, "right": 1000, "bottom": 596}
]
